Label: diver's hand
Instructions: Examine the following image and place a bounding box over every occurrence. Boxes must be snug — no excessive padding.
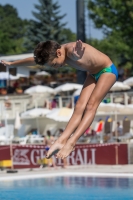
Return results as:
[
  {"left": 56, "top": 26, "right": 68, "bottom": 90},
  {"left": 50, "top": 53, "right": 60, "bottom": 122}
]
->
[
  {"left": 1, "top": 60, "right": 12, "bottom": 66},
  {"left": 72, "top": 40, "right": 85, "bottom": 60}
]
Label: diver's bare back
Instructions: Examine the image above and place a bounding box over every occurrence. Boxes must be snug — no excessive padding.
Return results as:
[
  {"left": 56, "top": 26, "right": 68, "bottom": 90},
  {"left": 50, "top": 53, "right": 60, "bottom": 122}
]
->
[{"left": 64, "top": 42, "right": 112, "bottom": 74}]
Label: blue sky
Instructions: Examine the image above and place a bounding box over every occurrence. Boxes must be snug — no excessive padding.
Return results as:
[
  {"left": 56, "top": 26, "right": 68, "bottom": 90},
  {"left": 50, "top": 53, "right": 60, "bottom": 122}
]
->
[{"left": 0, "top": 0, "right": 103, "bottom": 39}]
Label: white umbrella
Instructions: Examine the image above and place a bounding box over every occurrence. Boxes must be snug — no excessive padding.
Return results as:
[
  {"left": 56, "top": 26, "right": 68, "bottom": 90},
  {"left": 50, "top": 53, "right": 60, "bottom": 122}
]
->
[
  {"left": 21, "top": 108, "right": 51, "bottom": 118},
  {"left": 121, "top": 104, "right": 133, "bottom": 116},
  {"left": 98, "top": 102, "right": 133, "bottom": 114},
  {"left": 54, "top": 83, "right": 82, "bottom": 93},
  {"left": 0, "top": 72, "right": 18, "bottom": 80},
  {"left": 24, "top": 85, "right": 55, "bottom": 94},
  {"left": 35, "top": 71, "right": 51, "bottom": 76},
  {"left": 0, "top": 72, "right": 8, "bottom": 79},
  {"left": 16, "top": 73, "right": 29, "bottom": 78},
  {"left": 46, "top": 107, "right": 74, "bottom": 122},
  {"left": 9, "top": 74, "right": 18, "bottom": 80},
  {"left": 73, "top": 88, "right": 82, "bottom": 96},
  {"left": 110, "top": 81, "right": 130, "bottom": 91},
  {"left": 98, "top": 102, "right": 123, "bottom": 112},
  {"left": 123, "top": 77, "right": 133, "bottom": 86}
]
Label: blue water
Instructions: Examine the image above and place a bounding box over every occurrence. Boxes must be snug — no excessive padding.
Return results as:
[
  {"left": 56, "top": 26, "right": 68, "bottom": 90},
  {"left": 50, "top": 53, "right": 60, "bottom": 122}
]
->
[{"left": 0, "top": 176, "right": 133, "bottom": 200}]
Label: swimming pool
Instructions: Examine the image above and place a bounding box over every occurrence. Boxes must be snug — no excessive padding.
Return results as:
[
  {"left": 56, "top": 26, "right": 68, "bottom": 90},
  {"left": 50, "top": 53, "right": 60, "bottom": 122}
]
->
[{"left": 0, "top": 174, "right": 133, "bottom": 200}]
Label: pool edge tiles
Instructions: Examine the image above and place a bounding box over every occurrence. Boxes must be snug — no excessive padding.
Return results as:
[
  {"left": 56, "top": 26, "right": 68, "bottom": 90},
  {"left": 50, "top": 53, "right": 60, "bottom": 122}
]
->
[{"left": 0, "top": 171, "right": 133, "bottom": 181}]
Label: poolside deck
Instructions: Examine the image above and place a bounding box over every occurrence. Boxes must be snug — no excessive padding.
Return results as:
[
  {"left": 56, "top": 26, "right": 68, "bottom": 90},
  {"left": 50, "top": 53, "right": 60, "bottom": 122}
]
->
[{"left": 0, "top": 165, "right": 133, "bottom": 181}]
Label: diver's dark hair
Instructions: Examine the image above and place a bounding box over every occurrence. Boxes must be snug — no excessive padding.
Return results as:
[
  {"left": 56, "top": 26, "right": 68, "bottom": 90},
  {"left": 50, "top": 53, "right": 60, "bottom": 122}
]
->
[{"left": 34, "top": 40, "right": 61, "bottom": 65}]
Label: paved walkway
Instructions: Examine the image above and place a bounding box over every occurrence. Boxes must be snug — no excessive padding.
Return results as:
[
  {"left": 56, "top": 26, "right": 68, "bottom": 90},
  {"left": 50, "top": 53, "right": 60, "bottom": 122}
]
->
[{"left": 0, "top": 165, "right": 133, "bottom": 180}]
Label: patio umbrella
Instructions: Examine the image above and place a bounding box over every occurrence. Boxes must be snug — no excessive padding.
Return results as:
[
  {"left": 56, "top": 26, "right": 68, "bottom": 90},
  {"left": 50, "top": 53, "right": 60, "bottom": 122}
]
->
[
  {"left": 16, "top": 73, "right": 29, "bottom": 78},
  {"left": 9, "top": 74, "right": 18, "bottom": 80},
  {"left": 24, "top": 85, "right": 55, "bottom": 94},
  {"left": 98, "top": 102, "right": 123, "bottom": 112},
  {"left": 46, "top": 107, "right": 74, "bottom": 122},
  {"left": 98, "top": 102, "right": 133, "bottom": 114},
  {"left": 123, "top": 105, "right": 133, "bottom": 115},
  {"left": 0, "top": 72, "right": 18, "bottom": 80},
  {"left": 110, "top": 81, "right": 130, "bottom": 91},
  {"left": 123, "top": 77, "right": 133, "bottom": 87},
  {"left": 21, "top": 108, "right": 51, "bottom": 118},
  {"left": 35, "top": 71, "right": 51, "bottom": 76},
  {"left": 54, "top": 83, "right": 82, "bottom": 94}
]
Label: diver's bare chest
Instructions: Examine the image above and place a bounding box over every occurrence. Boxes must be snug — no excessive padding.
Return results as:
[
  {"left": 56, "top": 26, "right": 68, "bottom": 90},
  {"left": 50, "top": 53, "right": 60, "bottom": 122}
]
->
[{"left": 66, "top": 59, "right": 89, "bottom": 71}]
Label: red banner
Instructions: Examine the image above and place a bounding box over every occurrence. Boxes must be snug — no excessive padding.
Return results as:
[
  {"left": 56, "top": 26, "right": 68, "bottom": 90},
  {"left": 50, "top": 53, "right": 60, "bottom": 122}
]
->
[
  {"left": 0, "top": 143, "right": 128, "bottom": 169},
  {"left": 12, "top": 145, "right": 46, "bottom": 169},
  {"left": 0, "top": 145, "right": 10, "bottom": 160}
]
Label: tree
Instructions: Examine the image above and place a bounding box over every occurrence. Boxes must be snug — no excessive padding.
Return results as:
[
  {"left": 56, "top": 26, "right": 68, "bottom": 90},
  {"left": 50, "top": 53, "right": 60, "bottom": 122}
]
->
[
  {"left": 24, "top": 0, "right": 67, "bottom": 51},
  {"left": 88, "top": 0, "right": 133, "bottom": 68},
  {"left": 61, "top": 28, "right": 76, "bottom": 42},
  {"left": 0, "top": 4, "right": 29, "bottom": 55},
  {"left": 86, "top": 36, "right": 129, "bottom": 66}
]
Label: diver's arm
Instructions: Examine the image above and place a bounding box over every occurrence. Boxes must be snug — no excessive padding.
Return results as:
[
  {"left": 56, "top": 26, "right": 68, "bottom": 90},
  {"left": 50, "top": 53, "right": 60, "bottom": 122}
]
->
[{"left": 1, "top": 57, "right": 35, "bottom": 67}]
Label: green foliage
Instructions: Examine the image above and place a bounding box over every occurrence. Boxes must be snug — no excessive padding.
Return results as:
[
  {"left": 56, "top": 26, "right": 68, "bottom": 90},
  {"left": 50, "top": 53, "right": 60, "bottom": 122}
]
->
[
  {"left": 24, "top": 0, "right": 68, "bottom": 51},
  {"left": 87, "top": 35, "right": 129, "bottom": 66},
  {"left": 61, "top": 28, "right": 76, "bottom": 42},
  {"left": 0, "top": 4, "right": 29, "bottom": 55},
  {"left": 88, "top": 0, "right": 133, "bottom": 68}
]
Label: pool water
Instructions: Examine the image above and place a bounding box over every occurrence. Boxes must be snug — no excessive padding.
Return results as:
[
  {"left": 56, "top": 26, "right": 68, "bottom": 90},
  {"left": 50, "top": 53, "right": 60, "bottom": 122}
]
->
[{"left": 0, "top": 176, "right": 133, "bottom": 200}]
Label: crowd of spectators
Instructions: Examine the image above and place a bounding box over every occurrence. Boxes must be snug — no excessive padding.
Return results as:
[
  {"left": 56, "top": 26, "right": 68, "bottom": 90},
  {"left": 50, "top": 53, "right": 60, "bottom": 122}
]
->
[{"left": 0, "top": 71, "right": 77, "bottom": 96}]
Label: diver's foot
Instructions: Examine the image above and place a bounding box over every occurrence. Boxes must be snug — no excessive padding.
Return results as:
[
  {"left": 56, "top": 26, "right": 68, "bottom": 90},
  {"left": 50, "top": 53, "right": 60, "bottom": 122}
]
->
[
  {"left": 46, "top": 138, "right": 67, "bottom": 159},
  {"left": 56, "top": 139, "right": 75, "bottom": 159}
]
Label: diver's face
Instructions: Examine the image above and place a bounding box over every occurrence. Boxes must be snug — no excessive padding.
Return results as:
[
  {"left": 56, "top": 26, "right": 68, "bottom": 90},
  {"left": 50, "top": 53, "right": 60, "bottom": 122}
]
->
[{"left": 47, "top": 48, "right": 65, "bottom": 69}]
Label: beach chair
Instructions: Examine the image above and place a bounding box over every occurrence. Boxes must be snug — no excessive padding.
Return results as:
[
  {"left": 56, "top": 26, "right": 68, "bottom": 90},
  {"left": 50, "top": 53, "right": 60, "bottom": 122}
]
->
[
  {"left": 123, "top": 117, "right": 131, "bottom": 134},
  {"left": 28, "top": 135, "right": 44, "bottom": 144},
  {"left": 130, "top": 120, "right": 133, "bottom": 133},
  {"left": 19, "top": 135, "right": 29, "bottom": 144},
  {"left": 104, "top": 116, "right": 113, "bottom": 134},
  {"left": 130, "top": 139, "right": 133, "bottom": 143},
  {"left": 117, "top": 118, "right": 132, "bottom": 142},
  {"left": 103, "top": 117, "right": 114, "bottom": 143}
]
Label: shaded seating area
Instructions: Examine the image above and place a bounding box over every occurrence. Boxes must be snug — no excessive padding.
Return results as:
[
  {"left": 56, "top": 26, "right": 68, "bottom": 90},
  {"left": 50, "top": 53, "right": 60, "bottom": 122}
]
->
[{"left": 115, "top": 118, "right": 133, "bottom": 142}]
